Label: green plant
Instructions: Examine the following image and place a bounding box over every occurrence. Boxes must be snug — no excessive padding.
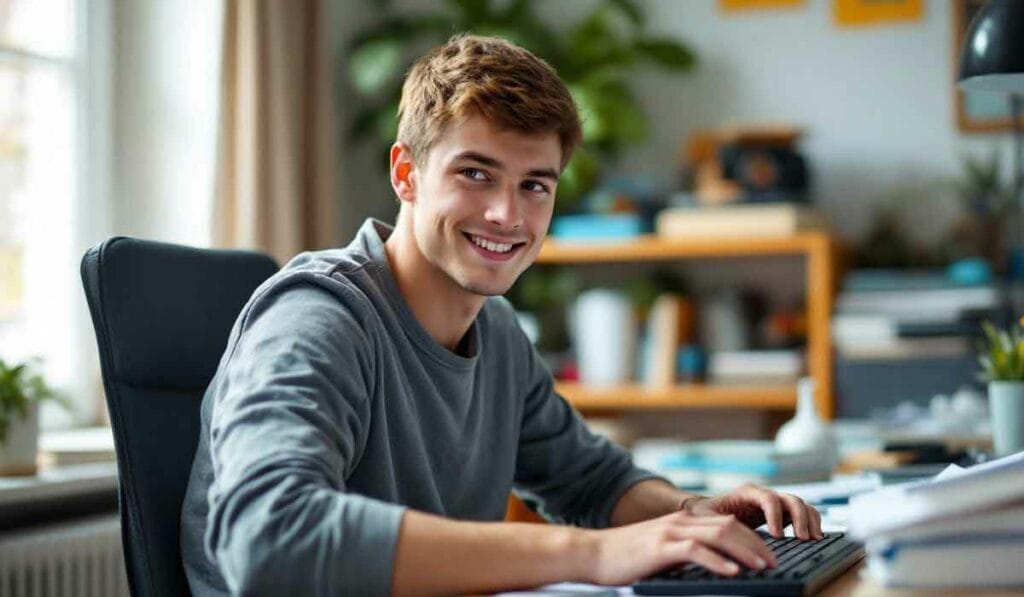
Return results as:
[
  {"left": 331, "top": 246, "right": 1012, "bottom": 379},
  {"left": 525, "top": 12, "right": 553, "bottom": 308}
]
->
[
  {"left": 978, "top": 321, "right": 1024, "bottom": 382},
  {"left": 0, "top": 357, "right": 67, "bottom": 443},
  {"left": 346, "top": 0, "right": 696, "bottom": 211},
  {"left": 952, "top": 149, "right": 1008, "bottom": 217}
]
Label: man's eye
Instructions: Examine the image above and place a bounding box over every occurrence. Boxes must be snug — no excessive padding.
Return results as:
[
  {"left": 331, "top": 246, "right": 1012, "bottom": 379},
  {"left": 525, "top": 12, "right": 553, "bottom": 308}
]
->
[
  {"left": 523, "top": 180, "right": 550, "bottom": 194},
  {"left": 460, "top": 168, "right": 488, "bottom": 181}
]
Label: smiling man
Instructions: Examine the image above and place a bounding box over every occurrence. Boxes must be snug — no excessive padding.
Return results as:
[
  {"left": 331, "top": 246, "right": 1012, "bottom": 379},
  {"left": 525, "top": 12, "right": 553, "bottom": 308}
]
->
[{"left": 180, "top": 34, "right": 822, "bottom": 596}]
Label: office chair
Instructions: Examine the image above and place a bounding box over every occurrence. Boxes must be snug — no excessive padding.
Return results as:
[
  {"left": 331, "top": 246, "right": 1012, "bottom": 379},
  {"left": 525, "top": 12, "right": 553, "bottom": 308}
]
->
[{"left": 81, "top": 237, "right": 278, "bottom": 597}]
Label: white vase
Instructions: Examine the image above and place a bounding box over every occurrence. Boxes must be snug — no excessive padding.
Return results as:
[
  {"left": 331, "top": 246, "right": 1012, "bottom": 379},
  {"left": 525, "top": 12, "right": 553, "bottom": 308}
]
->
[
  {"left": 0, "top": 401, "right": 40, "bottom": 476},
  {"left": 988, "top": 381, "right": 1024, "bottom": 456},
  {"left": 571, "top": 289, "right": 635, "bottom": 387}
]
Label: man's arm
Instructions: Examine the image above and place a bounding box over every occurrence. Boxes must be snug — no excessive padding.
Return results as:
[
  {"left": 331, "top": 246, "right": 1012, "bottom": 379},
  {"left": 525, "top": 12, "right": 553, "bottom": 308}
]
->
[
  {"left": 391, "top": 506, "right": 778, "bottom": 595},
  {"left": 609, "top": 479, "right": 697, "bottom": 526}
]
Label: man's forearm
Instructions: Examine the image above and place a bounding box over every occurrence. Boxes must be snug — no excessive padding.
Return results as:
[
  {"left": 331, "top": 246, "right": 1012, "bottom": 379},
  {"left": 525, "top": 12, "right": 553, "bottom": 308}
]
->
[
  {"left": 609, "top": 479, "right": 700, "bottom": 527},
  {"left": 391, "top": 509, "right": 593, "bottom": 595}
]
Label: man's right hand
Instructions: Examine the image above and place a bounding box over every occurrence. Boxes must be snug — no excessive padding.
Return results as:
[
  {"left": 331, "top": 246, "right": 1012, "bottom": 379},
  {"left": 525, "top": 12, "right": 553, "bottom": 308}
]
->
[{"left": 581, "top": 509, "right": 779, "bottom": 586}]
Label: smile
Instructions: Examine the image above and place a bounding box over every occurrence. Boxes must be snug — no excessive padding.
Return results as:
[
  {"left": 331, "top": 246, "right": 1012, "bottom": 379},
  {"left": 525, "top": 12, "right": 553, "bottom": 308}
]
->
[{"left": 463, "top": 232, "right": 526, "bottom": 261}]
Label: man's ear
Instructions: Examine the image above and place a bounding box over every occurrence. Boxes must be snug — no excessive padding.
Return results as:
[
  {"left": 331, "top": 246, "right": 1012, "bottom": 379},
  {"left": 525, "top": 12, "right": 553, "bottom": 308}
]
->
[{"left": 390, "top": 142, "right": 418, "bottom": 204}]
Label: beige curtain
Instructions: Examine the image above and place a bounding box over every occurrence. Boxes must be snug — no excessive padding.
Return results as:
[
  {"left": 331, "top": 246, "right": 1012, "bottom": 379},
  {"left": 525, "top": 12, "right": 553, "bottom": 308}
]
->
[{"left": 215, "top": 0, "right": 339, "bottom": 265}]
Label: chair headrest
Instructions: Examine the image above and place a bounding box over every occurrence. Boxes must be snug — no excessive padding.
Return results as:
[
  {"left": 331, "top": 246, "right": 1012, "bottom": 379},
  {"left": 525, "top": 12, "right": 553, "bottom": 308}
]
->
[{"left": 82, "top": 237, "right": 278, "bottom": 390}]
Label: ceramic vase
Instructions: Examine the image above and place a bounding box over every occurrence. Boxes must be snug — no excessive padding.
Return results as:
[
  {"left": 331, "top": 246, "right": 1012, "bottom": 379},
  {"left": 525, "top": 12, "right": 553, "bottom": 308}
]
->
[{"left": 988, "top": 381, "right": 1024, "bottom": 456}]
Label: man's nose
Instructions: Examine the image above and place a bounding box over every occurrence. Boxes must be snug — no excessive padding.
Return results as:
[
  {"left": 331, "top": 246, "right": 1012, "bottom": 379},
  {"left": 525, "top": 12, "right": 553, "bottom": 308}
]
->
[{"left": 484, "top": 185, "right": 523, "bottom": 231}]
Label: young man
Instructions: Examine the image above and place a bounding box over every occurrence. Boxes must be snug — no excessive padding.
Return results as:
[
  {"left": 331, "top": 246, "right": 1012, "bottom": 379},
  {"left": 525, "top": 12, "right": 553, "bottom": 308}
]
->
[{"left": 180, "top": 34, "right": 822, "bottom": 596}]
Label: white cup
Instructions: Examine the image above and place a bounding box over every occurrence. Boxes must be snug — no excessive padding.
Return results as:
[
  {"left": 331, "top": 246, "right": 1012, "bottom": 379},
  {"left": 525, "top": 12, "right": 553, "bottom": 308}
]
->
[{"left": 571, "top": 289, "right": 635, "bottom": 386}]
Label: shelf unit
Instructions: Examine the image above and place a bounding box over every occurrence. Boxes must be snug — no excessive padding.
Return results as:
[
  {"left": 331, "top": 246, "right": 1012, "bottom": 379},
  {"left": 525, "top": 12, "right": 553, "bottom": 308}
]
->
[{"left": 534, "top": 231, "right": 838, "bottom": 419}]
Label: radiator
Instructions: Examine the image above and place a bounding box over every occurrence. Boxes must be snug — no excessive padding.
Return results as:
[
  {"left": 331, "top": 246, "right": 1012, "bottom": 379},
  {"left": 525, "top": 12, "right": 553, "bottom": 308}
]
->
[{"left": 0, "top": 513, "right": 129, "bottom": 597}]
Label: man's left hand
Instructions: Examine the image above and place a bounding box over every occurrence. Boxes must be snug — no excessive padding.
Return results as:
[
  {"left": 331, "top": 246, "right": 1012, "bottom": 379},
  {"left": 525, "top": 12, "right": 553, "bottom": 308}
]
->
[{"left": 683, "top": 483, "right": 823, "bottom": 540}]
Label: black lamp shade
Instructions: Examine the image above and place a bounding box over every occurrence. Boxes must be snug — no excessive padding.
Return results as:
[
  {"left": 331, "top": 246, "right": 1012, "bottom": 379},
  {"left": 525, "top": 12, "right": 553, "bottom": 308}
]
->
[{"left": 958, "top": 0, "right": 1024, "bottom": 93}]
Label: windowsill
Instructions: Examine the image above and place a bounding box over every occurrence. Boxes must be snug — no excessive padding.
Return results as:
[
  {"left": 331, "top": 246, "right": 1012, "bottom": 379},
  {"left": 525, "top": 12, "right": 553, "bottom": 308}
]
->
[{"left": 0, "top": 428, "right": 118, "bottom": 531}]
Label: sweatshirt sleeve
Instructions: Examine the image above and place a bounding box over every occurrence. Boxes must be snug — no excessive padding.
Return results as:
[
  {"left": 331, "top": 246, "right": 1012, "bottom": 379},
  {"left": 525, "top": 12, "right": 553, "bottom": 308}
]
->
[
  {"left": 510, "top": 327, "right": 666, "bottom": 529},
  {"left": 204, "top": 284, "right": 405, "bottom": 596}
]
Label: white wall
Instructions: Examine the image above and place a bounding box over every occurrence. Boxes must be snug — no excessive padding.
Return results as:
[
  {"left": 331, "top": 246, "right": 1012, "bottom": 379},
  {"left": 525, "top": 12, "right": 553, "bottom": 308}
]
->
[
  {"left": 592, "top": 0, "right": 1014, "bottom": 240},
  {"left": 338, "top": 0, "right": 1016, "bottom": 243},
  {"left": 112, "top": 0, "right": 223, "bottom": 246}
]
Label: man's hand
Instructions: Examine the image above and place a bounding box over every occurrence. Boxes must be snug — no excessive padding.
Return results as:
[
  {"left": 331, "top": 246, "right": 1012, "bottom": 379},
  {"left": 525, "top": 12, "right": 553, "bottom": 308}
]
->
[
  {"left": 582, "top": 509, "right": 778, "bottom": 586},
  {"left": 684, "top": 483, "right": 823, "bottom": 540}
]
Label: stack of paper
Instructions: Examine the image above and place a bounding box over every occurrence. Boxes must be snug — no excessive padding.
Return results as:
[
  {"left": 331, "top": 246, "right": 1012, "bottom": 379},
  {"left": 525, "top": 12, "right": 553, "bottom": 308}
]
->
[{"left": 848, "top": 452, "right": 1024, "bottom": 588}]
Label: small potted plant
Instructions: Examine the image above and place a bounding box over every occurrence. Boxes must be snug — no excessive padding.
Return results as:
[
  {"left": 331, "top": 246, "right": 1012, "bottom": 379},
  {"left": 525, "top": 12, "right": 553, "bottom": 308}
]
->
[
  {"left": 978, "top": 321, "right": 1024, "bottom": 456},
  {"left": 0, "top": 357, "right": 66, "bottom": 475}
]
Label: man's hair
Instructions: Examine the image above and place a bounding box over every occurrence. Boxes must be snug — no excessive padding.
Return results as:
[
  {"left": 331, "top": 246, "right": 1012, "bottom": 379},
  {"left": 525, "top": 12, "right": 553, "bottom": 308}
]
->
[{"left": 397, "top": 34, "right": 582, "bottom": 170}]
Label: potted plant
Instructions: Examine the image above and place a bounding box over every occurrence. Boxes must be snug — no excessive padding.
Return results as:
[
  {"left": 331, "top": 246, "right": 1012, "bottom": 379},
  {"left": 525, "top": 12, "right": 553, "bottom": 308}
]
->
[
  {"left": 0, "top": 357, "right": 66, "bottom": 475},
  {"left": 346, "top": 0, "right": 696, "bottom": 212},
  {"left": 978, "top": 321, "right": 1024, "bottom": 456}
]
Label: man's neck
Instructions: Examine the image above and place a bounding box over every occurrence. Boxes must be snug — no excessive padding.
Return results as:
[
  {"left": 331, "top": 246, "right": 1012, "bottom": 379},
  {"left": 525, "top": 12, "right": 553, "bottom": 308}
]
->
[{"left": 383, "top": 221, "right": 485, "bottom": 354}]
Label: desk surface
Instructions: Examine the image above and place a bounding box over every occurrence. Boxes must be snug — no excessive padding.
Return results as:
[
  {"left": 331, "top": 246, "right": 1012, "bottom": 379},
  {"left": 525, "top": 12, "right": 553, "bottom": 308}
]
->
[{"left": 822, "top": 561, "right": 1024, "bottom": 597}]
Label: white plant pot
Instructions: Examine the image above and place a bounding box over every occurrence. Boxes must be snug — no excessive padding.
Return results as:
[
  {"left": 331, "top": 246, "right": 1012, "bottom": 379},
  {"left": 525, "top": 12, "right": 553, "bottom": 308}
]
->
[
  {"left": 0, "top": 401, "right": 40, "bottom": 476},
  {"left": 988, "top": 381, "right": 1024, "bottom": 457}
]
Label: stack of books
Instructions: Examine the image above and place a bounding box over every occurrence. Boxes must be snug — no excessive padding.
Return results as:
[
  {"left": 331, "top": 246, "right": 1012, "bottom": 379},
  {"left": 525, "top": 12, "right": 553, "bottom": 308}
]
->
[
  {"left": 849, "top": 452, "right": 1024, "bottom": 588},
  {"left": 832, "top": 270, "right": 1000, "bottom": 359},
  {"left": 636, "top": 440, "right": 834, "bottom": 492}
]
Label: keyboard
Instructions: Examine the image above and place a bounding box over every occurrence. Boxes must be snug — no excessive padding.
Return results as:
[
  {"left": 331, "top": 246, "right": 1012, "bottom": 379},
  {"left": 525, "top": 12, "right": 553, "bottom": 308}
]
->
[{"left": 633, "top": 531, "right": 864, "bottom": 596}]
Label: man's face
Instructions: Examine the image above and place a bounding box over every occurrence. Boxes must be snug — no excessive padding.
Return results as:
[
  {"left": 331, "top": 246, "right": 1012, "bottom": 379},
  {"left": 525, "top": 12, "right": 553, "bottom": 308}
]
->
[{"left": 394, "top": 115, "right": 561, "bottom": 297}]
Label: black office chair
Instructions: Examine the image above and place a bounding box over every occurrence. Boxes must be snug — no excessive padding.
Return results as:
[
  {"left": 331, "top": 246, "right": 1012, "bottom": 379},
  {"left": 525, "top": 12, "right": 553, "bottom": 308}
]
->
[{"left": 81, "top": 237, "right": 278, "bottom": 597}]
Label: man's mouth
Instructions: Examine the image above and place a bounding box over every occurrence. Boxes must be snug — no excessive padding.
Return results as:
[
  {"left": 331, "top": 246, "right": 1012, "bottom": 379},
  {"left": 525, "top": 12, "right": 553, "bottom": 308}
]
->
[{"left": 463, "top": 232, "right": 526, "bottom": 261}]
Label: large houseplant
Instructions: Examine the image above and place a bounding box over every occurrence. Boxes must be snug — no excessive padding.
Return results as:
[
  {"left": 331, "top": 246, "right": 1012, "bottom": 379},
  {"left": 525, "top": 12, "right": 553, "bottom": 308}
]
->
[
  {"left": 0, "top": 357, "right": 66, "bottom": 475},
  {"left": 346, "top": 0, "right": 696, "bottom": 211},
  {"left": 978, "top": 321, "right": 1024, "bottom": 455}
]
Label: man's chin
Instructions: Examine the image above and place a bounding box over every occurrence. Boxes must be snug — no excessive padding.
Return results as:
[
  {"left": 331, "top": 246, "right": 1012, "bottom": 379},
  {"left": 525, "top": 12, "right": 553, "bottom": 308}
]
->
[{"left": 460, "top": 280, "right": 515, "bottom": 297}]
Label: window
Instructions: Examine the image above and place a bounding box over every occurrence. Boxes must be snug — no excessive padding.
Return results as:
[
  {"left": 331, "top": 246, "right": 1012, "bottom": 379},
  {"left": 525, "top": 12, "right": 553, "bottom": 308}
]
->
[{"left": 1, "top": 0, "right": 108, "bottom": 428}]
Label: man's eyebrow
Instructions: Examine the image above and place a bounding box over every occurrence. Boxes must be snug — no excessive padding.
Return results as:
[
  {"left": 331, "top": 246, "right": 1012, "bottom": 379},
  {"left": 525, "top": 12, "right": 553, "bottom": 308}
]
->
[{"left": 453, "top": 151, "right": 559, "bottom": 181}]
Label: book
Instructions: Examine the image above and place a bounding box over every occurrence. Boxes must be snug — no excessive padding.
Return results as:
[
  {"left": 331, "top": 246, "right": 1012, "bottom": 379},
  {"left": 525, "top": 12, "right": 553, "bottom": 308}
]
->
[
  {"left": 659, "top": 440, "right": 833, "bottom": 490},
  {"left": 834, "top": 337, "right": 970, "bottom": 360},
  {"left": 842, "top": 269, "right": 986, "bottom": 293},
  {"left": 656, "top": 204, "right": 824, "bottom": 239},
  {"left": 550, "top": 214, "right": 644, "bottom": 242},
  {"left": 707, "top": 349, "right": 802, "bottom": 380},
  {"left": 835, "top": 286, "right": 999, "bottom": 319},
  {"left": 849, "top": 451, "right": 1024, "bottom": 539},
  {"left": 643, "top": 294, "right": 684, "bottom": 388},
  {"left": 866, "top": 533, "right": 1024, "bottom": 587}
]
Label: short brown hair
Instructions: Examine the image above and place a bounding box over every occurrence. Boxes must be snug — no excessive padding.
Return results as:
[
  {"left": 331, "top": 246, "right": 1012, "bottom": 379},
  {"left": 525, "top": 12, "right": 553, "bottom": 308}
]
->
[{"left": 397, "top": 34, "right": 582, "bottom": 169}]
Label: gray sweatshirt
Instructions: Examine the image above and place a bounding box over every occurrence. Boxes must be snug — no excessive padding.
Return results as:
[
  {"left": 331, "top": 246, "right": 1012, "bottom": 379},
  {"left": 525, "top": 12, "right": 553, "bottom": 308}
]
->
[{"left": 180, "top": 219, "right": 660, "bottom": 596}]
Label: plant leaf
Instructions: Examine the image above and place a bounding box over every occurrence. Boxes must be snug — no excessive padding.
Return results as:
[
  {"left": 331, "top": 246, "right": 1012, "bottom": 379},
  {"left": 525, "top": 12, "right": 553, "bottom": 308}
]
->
[
  {"left": 350, "top": 38, "right": 405, "bottom": 96},
  {"left": 606, "top": 0, "right": 645, "bottom": 26},
  {"left": 633, "top": 37, "right": 697, "bottom": 71},
  {"left": 446, "top": 0, "right": 491, "bottom": 21}
]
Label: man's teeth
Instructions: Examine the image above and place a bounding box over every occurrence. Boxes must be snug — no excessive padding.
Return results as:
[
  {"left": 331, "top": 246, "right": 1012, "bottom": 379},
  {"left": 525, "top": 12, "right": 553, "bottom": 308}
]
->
[{"left": 470, "top": 235, "right": 513, "bottom": 254}]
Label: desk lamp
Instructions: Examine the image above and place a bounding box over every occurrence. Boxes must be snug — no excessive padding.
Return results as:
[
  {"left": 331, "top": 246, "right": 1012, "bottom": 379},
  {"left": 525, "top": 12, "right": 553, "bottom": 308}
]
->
[{"left": 958, "top": 0, "right": 1024, "bottom": 284}]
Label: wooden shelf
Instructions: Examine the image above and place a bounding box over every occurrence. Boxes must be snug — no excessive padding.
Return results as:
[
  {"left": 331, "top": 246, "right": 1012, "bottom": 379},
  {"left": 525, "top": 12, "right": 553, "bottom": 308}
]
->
[
  {"left": 556, "top": 381, "right": 797, "bottom": 412},
  {"left": 536, "top": 233, "right": 830, "bottom": 264}
]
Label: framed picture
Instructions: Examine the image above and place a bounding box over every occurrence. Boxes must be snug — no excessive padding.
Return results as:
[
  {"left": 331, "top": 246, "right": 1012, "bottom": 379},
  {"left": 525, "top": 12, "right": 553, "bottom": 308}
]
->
[{"left": 953, "top": 0, "right": 1024, "bottom": 133}]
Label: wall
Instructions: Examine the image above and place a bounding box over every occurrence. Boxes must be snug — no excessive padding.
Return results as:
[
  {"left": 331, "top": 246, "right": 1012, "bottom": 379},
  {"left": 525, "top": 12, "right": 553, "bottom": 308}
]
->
[
  {"left": 338, "top": 0, "right": 1016, "bottom": 243},
  {"left": 112, "top": 0, "right": 223, "bottom": 246},
  {"left": 579, "top": 0, "right": 1013, "bottom": 240}
]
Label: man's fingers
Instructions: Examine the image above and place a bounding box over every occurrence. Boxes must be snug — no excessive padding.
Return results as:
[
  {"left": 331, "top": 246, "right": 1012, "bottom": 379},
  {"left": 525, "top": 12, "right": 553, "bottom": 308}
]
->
[
  {"left": 669, "top": 539, "right": 742, "bottom": 577},
  {"left": 808, "top": 503, "right": 824, "bottom": 539},
  {"left": 671, "top": 517, "right": 775, "bottom": 569},
  {"left": 782, "top": 494, "right": 812, "bottom": 540},
  {"left": 757, "top": 493, "right": 786, "bottom": 540}
]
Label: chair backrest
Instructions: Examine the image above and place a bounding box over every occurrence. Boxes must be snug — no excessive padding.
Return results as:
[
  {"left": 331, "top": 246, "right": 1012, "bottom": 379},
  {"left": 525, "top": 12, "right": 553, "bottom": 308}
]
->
[{"left": 81, "top": 237, "right": 277, "bottom": 597}]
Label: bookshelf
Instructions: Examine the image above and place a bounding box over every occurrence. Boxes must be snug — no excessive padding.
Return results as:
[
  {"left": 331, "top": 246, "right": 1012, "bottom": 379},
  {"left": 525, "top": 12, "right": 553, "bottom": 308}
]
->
[
  {"left": 535, "top": 231, "right": 838, "bottom": 419},
  {"left": 556, "top": 381, "right": 797, "bottom": 413}
]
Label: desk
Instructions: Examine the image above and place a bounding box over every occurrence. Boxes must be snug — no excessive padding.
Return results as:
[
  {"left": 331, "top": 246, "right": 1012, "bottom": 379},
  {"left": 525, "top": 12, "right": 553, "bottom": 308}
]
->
[{"left": 822, "top": 561, "right": 1024, "bottom": 597}]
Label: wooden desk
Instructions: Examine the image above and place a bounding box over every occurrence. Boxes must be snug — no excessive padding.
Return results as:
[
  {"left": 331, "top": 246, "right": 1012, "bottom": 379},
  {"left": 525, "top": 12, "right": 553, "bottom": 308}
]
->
[{"left": 822, "top": 561, "right": 1024, "bottom": 597}]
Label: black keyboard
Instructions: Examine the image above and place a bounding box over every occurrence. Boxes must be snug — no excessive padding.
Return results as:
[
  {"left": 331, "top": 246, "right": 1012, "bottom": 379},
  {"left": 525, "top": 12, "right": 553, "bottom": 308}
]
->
[{"left": 633, "top": 531, "right": 864, "bottom": 596}]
